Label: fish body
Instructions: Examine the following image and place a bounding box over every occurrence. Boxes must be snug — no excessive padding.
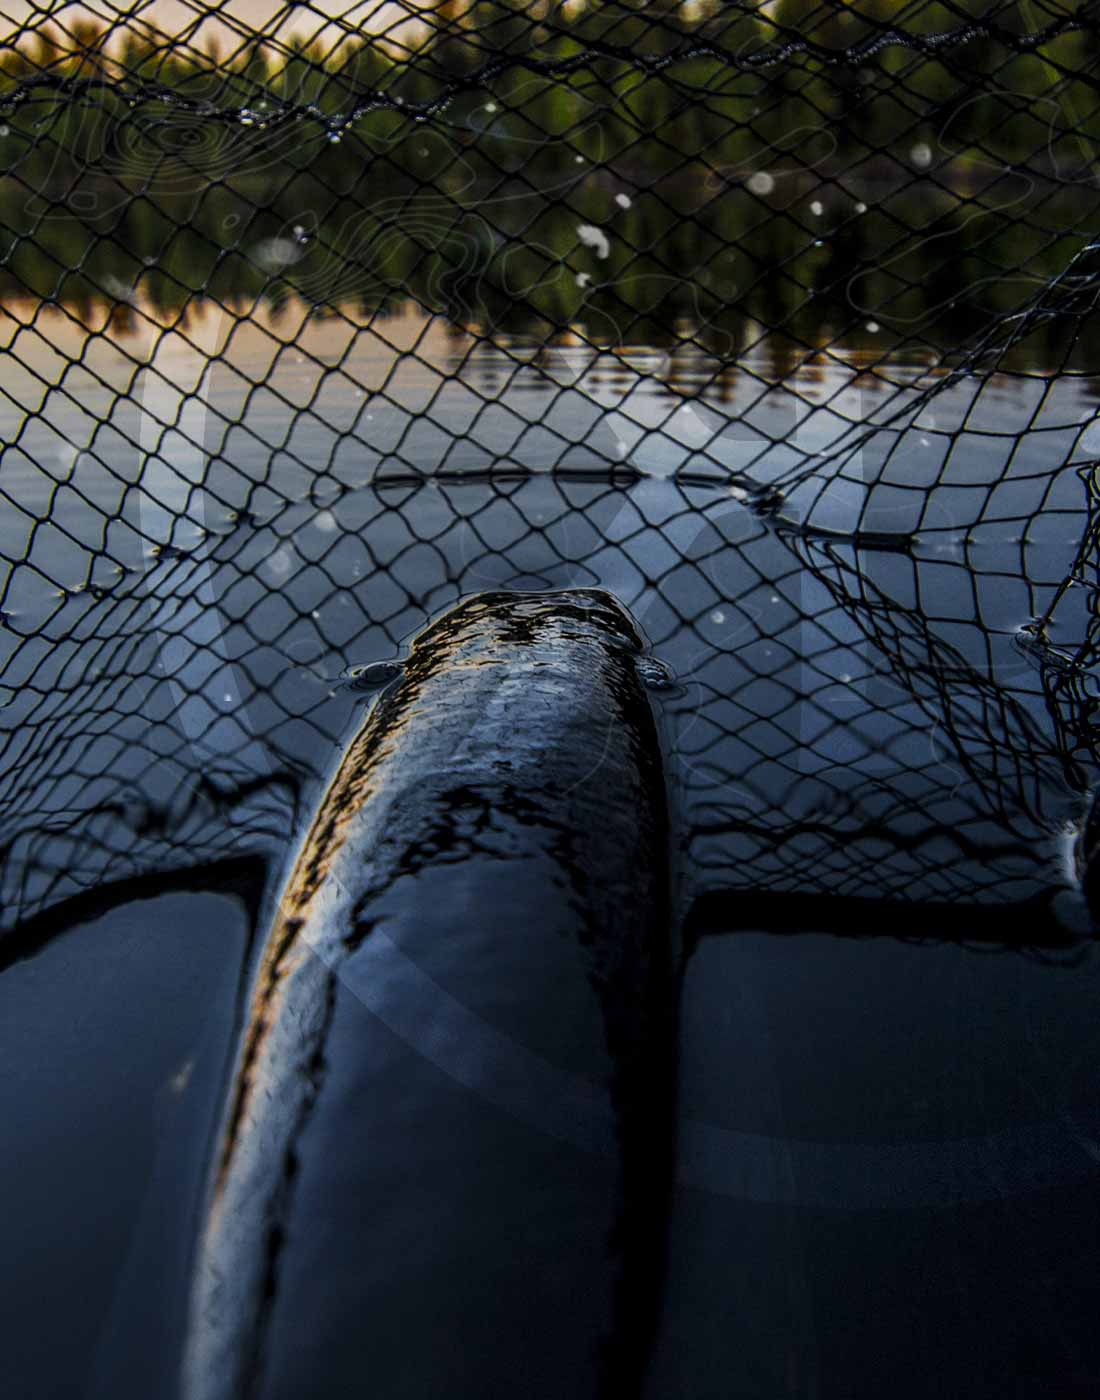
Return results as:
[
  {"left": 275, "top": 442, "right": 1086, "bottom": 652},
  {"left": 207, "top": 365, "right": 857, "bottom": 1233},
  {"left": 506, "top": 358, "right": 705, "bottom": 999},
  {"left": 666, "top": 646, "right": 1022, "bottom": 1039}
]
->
[{"left": 183, "top": 588, "right": 674, "bottom": 1400}]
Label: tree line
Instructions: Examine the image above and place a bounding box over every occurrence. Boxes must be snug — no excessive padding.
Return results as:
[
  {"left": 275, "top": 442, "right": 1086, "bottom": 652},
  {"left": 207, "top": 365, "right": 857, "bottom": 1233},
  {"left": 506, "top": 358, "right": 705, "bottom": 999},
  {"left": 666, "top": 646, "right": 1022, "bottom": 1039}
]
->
[{"left": 0, "top": 0, "right": 1096, "bottom": 186}]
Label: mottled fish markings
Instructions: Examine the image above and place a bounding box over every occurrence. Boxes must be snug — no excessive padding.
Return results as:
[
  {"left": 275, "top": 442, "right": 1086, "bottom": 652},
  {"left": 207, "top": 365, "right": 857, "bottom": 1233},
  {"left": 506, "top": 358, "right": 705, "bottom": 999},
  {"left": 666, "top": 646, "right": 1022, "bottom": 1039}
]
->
[{"left": 184, "top": 588, "right": 674, "bottom": 1400}]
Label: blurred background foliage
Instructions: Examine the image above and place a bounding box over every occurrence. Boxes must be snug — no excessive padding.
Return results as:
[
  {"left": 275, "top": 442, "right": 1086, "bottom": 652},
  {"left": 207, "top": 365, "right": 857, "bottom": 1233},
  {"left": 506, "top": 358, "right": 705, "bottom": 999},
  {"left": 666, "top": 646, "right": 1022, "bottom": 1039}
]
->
[{"left": 0, "top": 1, "right": 1098, "bottom": 363}]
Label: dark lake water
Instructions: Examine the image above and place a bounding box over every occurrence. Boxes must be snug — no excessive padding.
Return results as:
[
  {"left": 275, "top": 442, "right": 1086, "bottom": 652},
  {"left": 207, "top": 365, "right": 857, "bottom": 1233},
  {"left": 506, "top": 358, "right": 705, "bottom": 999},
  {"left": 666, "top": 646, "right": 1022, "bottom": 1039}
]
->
[{"left": 4, "top": 200, "right": 1100, "bottom": 1395}]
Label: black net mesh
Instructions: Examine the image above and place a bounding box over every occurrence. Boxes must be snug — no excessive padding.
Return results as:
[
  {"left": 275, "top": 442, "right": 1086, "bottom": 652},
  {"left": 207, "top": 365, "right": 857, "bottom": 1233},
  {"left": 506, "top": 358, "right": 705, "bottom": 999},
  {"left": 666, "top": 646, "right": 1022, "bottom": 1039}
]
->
[{"left": 3, "top": 0, "right": 1100, "bottom": 946}]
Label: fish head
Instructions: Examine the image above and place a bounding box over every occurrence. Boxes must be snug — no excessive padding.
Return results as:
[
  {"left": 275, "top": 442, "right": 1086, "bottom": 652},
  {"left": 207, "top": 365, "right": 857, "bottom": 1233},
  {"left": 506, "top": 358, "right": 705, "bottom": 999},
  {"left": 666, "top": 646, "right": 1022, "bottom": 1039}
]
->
[{"left": 411, "top": 588, "right": 646, "bottom": 659}]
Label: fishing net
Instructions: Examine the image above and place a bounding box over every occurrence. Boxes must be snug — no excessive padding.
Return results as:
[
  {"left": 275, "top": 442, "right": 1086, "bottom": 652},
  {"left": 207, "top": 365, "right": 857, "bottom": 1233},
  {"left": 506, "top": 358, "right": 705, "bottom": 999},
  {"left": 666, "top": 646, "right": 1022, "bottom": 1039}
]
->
[{"left": 2, "top": 0, "right": 1100, "bottom": 947}]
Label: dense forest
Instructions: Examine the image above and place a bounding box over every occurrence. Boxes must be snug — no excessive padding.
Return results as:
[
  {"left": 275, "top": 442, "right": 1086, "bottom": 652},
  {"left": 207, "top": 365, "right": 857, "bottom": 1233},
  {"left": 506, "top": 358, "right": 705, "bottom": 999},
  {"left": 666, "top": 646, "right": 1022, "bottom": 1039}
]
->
[
  {"left": 0, "top": 1, "right": 1097, "bottom": 359},
  {"left": 1, "top": 1, "right": 1096, "bottom": 182}
]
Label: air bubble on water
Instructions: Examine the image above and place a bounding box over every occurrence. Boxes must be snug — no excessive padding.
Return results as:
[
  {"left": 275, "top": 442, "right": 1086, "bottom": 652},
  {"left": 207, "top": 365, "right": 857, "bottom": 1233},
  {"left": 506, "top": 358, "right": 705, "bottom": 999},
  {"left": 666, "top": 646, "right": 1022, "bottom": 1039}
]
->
[
  {"left": 142, "top": 255, "right": 155, "bottom": 265},
  {"left": 574, "top": 154, "right": 584, "bottom": 163},
  {"left": 265, "top": 547, "right": 292, "bottom": 577},
  {"left": 711, "top": 609, "right": 726, "bottom": 624},
  {"left": 838, "top": 673, "right": 851, "bottom": 684},
  {"left": 328, "top": 132, "right": 342, "bottom": 144},
  {"left": 0, "top": 126, "right": 8, "bottom": 138},
  {"left": 910, "top": 141, "right": 933, "bottom": 168},
  {"left": 866, "top": 320, "right": 880, "bottom": 333},
  {"left": 855, "top": 201, "right": 867, "bottom": 213},
  {"left": 615, "top": 193, "right": 632, "bottom": 209},
  {"left": 747, "top": 171, "right": 775, "bottom": 195},
  {"left": 343, "top": 660, "right": 405, "bottom": 693},
  {"left": 635, "top": 656, "right": 676, "bottom": 692},
  {"left": 810, "top": 199, "right": 824, "bottom": 216},
  {"left": 770, "top": 594, "right": 780, "bottom": 603},
  {"left": 254, "top": 236, "right": 307, "bottom": 271},
  {"left": 314, "top": 510, "right": 337, "bottom": 532},
  {"left": 485, "top": 102, "right": 497, "bottom": 113},
  {"left": 813, "top": 239, "right": 823, "bottom": 247},
  {"left": 576, "top": 223, "right": 611, "bottom": 259},
  {"left": 576, "top": 272, "right": 591, "bottom": 288}
]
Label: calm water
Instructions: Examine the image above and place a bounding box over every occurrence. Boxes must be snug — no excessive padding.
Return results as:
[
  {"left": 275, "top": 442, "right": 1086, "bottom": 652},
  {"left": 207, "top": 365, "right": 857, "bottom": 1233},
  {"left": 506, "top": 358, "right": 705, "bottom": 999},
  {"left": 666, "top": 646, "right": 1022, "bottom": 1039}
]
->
[
  {"left": 5, "top": 7, "right": 1100, "bottom": 1384},
  {"left": 3, "top": 263, "right": 1100, "bottom": 1396}
]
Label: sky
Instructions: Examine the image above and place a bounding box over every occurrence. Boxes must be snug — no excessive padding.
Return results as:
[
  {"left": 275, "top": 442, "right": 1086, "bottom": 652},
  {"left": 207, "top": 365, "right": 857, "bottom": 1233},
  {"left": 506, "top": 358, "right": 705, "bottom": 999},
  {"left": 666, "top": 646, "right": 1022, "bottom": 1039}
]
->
[{"left": 0, "top": 0, "right": 430, "bottom": 53}]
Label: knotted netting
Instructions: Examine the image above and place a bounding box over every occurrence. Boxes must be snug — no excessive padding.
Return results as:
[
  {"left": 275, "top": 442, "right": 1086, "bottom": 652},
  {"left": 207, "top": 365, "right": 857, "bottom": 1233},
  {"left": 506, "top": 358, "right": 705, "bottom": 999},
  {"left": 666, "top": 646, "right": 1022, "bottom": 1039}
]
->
[{"left": 2, "top": 0, "right": 1100, "bottom": 946}]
